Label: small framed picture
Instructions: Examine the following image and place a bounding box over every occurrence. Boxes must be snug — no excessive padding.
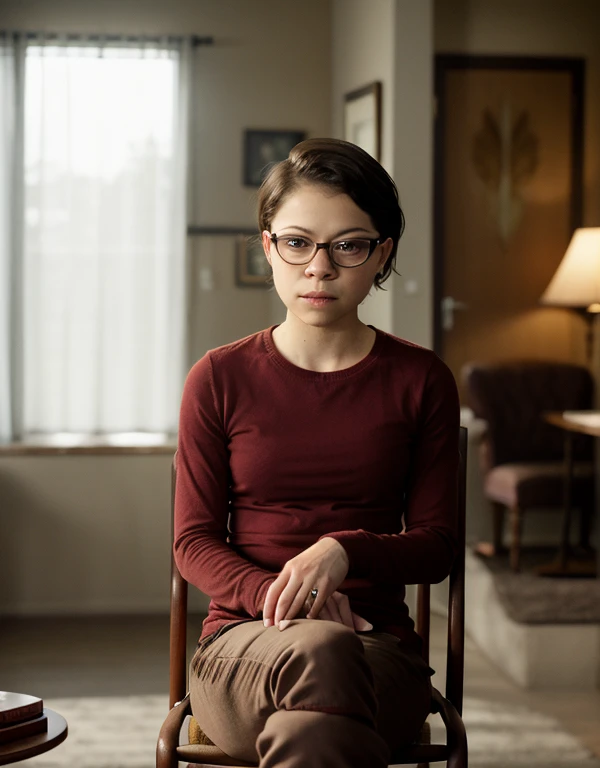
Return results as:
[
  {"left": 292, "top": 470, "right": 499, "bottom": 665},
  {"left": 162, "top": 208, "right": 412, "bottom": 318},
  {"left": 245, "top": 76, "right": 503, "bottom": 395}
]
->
[
  {"left": 344, "top": 81, "right": 382, "bottom": 161},
  {"left": 236, "top": 235, "right": 271, "bottom": 288},
  {"left": 243, "top": 129, "right": 306, "bottom": 187}
]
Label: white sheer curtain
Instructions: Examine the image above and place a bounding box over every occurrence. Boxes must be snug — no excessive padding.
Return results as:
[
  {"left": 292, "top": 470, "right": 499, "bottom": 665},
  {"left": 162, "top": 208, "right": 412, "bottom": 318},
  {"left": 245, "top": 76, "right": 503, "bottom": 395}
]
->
[
  {"left": 0, "top": 33, "right": 25, "bottom": 443},
  {"left": 21, "top": 36, "right": 191, "bottom": 435}
]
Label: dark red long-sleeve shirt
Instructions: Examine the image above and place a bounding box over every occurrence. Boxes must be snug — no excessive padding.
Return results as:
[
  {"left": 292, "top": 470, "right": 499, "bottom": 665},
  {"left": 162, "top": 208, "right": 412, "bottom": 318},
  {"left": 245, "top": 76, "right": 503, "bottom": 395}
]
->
[{"left": 174, "top": 326, "right": 460, "bottom": 649}]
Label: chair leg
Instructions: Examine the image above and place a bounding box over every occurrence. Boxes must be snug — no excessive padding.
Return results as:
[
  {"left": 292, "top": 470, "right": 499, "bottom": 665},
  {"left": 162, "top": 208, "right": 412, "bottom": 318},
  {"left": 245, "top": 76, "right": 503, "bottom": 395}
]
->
[
  {"left": 492, "top": 501, "right": 505, "bottom": 553},
  {"left": 156, "top": 696, "right": 190, "bottom": 768},
  {"left": 509, "top": 505, "right": 522, "bottom": 572},
  {"left": 416, "top": 719, "right": 431, "bottom": 768},
  {"left": 434, "top": 690, "right": 467, "bottom": 768},
  {"left": 579, "top": 502, "right": 593, "bottom": 550}
]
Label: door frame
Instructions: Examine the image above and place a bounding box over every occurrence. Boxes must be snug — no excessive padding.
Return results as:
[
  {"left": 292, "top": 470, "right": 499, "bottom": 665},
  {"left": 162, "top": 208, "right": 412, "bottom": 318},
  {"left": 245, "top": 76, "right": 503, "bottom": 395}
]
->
[{"left": 432, "top": 54, "right": 585, "bottom": 356}]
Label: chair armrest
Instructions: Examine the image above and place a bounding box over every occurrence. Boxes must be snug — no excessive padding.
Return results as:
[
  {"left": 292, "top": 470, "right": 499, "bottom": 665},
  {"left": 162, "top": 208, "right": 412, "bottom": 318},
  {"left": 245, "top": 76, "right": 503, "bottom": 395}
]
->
[
  {"left": 156, "top": 694, "right": 192, "bottom": 768},
  {"left": 431, "top": 687, "right": 468, "bottom": 762},
  {"left": 460, "top": 407, "right": 488, "bottom": 441}
]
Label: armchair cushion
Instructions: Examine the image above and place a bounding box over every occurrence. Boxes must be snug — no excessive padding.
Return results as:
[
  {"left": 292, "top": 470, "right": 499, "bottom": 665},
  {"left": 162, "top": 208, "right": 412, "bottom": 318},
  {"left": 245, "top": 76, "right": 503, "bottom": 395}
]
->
[
  {"left": 463, "top": 362, "right": 594, "bottom": 467},
  {"left": 484, "top": 461, "right": 594, "bottom": 508}
]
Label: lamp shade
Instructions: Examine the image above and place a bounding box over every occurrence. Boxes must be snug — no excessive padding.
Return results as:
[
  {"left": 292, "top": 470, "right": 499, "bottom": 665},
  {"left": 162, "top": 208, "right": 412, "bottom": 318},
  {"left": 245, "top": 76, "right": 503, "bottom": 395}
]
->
[{"left": 541, "top": 228, "right": 600, "bottom": 309}]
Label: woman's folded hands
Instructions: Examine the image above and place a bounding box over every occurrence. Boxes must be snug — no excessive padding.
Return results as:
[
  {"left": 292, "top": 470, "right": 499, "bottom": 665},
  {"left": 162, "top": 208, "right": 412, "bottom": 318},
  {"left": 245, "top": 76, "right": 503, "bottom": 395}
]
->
[{"left": 262, "top": 537, "right": 373, "bottom": 632}]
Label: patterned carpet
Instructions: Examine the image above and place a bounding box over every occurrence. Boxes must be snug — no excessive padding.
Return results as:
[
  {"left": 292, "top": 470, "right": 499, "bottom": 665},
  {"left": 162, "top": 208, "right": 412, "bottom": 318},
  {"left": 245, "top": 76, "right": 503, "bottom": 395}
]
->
[{"left": 23, "top": 694, "right": 600, "bottom": 768}]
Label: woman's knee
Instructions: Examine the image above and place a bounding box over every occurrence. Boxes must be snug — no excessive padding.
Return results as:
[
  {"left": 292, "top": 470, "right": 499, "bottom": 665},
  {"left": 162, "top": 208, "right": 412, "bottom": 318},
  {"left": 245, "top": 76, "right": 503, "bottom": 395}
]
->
[
  {"left": 282, "top": 619, "right": 364, "bottom": 665},
  {"left": 271, "top": 620, "right": 377, "bottom": 715},
  {"left": 257, "top": 710, "right": 390, "bottom": 767},
  {"left": 287, "top": 618, "right": 361, "bottom": 648}
]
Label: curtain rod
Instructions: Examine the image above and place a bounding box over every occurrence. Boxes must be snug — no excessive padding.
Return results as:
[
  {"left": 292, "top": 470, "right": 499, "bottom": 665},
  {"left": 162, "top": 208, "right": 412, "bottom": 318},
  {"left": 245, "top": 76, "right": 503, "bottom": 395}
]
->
[{"left": 0, "top": 31, "right": 213, "bottom": 46}]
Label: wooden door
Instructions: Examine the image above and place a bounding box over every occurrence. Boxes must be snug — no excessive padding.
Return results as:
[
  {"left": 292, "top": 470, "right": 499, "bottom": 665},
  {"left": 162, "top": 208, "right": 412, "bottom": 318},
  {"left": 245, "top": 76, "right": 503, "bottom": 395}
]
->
[{"left": 433, "top": 56, "right": 585, "bottom": 399}]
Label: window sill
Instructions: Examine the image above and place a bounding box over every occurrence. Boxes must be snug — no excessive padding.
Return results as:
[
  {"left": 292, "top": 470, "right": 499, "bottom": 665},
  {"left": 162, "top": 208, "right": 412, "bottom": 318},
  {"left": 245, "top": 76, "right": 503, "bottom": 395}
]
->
[{"left": 0, "top": 432, "right": 177, "bottom": 456}]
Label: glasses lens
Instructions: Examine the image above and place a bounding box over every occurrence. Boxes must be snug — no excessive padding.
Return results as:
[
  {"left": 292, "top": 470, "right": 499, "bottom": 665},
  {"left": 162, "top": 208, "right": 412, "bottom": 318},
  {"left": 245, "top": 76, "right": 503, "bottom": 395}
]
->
[
  {"left": 330, "top": 239, "right": 371, "bottom": 267},
  {"left": 275, "top": 236, "right": 315, "bottom": 264}
]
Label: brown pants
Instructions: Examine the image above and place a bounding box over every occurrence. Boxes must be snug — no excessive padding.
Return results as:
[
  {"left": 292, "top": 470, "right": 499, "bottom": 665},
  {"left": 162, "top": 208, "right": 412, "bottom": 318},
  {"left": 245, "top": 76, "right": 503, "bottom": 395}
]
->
[{"left": 189, "top": 619, "right": 432, "bottom": 767}]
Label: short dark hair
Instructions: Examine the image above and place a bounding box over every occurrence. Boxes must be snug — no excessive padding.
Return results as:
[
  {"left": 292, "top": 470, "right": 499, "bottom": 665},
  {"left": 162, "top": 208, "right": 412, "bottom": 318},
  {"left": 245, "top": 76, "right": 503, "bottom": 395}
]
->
[{"left": 257, "top": 138, "right": 405, "bottom": 289}]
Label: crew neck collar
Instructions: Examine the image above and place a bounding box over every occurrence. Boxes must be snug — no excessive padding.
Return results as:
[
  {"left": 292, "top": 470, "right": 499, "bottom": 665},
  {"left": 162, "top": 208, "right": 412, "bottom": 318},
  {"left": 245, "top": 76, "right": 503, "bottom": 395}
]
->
[{"left": 263, "top": 325, "right": 383, "bottom": 380}]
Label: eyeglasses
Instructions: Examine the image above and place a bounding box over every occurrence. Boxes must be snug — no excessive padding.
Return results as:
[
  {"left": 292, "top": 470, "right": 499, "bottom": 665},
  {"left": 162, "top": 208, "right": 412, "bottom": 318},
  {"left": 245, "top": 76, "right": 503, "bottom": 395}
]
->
[{"left": 269, "top": 233, "right": 382, "bottom": 268}]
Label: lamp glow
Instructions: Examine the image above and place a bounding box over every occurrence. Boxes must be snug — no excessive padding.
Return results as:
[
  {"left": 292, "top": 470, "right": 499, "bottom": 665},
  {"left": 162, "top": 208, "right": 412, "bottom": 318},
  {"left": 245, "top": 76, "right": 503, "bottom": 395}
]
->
[{"left": 541, "top": 228, "right": 600, "bottom": 311}]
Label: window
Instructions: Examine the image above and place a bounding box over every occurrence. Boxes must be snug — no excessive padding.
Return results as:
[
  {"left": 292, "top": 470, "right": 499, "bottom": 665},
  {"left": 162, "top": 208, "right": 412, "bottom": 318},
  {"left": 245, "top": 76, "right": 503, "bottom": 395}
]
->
[{"left": 20, "top": 39, "right": 189, "bottom": 435}]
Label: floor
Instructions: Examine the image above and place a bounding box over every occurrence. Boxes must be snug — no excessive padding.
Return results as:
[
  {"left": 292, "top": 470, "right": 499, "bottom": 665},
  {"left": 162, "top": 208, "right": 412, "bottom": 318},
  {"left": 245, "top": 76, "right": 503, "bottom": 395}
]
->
[
  {"left": 1, "top": 612, "right": 600, "bottom": 759},
  {"left": 430, "top": 613, "right": 600, "bottom": 759}
]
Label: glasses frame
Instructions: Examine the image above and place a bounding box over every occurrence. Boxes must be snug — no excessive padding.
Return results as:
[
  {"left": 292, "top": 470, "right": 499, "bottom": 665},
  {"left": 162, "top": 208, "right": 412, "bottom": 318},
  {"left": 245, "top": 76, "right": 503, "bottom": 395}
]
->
[{"left": 269, "top": 233, "right": 382, "bottom": 268}]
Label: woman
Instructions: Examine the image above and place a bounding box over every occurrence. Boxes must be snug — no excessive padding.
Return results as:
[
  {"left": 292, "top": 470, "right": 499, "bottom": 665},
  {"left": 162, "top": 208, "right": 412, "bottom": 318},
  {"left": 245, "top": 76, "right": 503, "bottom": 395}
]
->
[{"left": 174, "top": 138, "right": 460, "bottom": 768}]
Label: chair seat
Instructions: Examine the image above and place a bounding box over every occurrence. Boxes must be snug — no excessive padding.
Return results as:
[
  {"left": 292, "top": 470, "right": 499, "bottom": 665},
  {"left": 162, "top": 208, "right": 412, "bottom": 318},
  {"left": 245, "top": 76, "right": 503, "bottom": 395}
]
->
[
  {"left": 177, "top": 741, "right": 450, "bottom": 766},
  {"left": 177, "top": 743, "right": 255, "bottom": 767},
  {"left": 484, "top": 461, "right": 594, "bottom": 508},
  {"left": 178, "top": 688, "right": 453, "bottom": 767}
]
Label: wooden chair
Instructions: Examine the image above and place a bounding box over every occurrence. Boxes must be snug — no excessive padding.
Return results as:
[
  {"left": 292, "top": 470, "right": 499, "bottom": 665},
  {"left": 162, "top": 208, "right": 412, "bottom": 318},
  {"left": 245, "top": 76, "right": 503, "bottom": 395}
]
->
[{"left": 157, "top": 427, "right": 468, "bottom": 768}]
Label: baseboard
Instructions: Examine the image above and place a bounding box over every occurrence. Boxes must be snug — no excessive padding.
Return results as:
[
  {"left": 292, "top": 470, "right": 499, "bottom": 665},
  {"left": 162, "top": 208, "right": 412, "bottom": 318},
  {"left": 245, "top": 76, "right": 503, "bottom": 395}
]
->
[
  {"left": 0, "top": 598, "right": 172, "bottom": 615},
  {"left": 0, "top": 587, "right": 210, "bottom": 617}
]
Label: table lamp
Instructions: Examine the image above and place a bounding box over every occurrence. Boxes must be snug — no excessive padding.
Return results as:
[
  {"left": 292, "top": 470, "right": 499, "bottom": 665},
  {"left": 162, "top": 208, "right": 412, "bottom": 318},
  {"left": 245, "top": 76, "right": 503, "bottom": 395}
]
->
[{"left": 540, "top": 227, "right": 600, "bottom": 362}]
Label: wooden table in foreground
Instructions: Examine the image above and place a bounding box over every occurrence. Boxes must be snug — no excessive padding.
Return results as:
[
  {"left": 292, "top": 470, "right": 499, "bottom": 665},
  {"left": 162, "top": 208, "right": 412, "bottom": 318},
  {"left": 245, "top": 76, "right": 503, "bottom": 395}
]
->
[
  {"left": 0, "top": 710, "right": 67, "bottom": 766},
  {"left": 542, "top": 411, "right": 599, "bottom": 578}
]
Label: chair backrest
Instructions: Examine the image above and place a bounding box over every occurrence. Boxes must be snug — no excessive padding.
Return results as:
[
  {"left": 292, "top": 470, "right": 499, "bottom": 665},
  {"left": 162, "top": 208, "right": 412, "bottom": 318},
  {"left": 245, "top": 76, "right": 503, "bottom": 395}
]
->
[
  {"left": 169, "top": 426, "right": 467, "bottom": 716},
  {"left": 463, "top": 361, "right": 593, "bottom": 467},
  {"left": 416, "top": 426, "right": 466, "bottom": 715},
  {"left": 169, "top": 455, "right": 188, "bottom": 708}
]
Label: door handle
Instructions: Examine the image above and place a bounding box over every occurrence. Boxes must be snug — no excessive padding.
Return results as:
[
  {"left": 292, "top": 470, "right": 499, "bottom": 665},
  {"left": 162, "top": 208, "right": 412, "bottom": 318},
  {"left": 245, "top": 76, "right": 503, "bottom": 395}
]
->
[{"left": 441, "top": 296, "right": 468, "bottom": 331}]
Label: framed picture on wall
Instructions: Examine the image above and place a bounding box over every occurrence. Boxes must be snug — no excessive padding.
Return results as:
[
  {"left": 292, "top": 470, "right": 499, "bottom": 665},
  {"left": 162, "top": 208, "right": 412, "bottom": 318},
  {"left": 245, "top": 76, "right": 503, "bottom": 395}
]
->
[
  {"left": 236, "top": 235, "right": 271, "bottom": 287},
  {"left": 344, "top": 81, "right": 382, "bottom": 161},
  {"left": 243, "top": 129, "right": 306, "bottom": 187}
]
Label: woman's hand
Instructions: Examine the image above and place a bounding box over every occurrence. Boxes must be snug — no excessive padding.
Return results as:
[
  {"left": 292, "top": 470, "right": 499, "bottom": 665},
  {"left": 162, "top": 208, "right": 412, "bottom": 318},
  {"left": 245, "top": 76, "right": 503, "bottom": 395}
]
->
[
  {"left": 315, "top": 591, "right": 373, "bottom": 632},
  {"left": 262, "top": 537, "right": 350, "bottom": 629}
]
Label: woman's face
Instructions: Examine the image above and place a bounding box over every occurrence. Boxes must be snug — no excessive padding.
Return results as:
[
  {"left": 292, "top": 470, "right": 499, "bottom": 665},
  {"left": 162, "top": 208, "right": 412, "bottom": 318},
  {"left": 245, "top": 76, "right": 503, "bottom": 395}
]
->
[{"left": 262, "top": 183, "right": 392, "bottom": 331}]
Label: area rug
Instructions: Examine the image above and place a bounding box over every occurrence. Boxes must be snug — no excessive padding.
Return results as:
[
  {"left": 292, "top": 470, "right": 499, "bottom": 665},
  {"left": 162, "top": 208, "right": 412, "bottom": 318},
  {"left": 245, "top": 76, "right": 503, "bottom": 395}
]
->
[
  {"left": 432, "top": 698, "right": 600, "bottom": 768},
  {"left": 25, "top": 694, "right": 600, "bottom": 768},
  {"left": 475, "top": 548, "right": 600, "bottom": 624}
]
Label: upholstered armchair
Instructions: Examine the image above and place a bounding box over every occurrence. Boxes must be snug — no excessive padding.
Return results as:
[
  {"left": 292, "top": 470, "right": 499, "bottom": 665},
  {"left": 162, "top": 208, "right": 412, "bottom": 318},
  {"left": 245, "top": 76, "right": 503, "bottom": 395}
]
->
[{"left": 462, "top": 361, "right": 595, "bottom": 571}]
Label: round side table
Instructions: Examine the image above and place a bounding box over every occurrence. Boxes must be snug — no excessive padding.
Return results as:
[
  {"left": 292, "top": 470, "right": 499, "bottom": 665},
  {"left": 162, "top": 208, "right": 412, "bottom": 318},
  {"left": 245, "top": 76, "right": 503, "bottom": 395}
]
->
[{"left": 0, "top": 709, "right": 67, "bottom": 766}]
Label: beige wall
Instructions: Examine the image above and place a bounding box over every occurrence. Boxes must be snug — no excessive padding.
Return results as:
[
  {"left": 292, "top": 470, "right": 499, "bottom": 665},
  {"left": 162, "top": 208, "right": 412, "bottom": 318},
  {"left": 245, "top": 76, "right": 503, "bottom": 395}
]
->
[
  {"left": 332, "top": 0, "right": 434, "bottom": 346},
  {"left": 391, "top": 0, "right": 434, "bottom": 347},
  {"left": 331, "top": 0, "right": 396, "bottom": 333},
  {"left": 184, "top": 0, "right": 332, "bottom": 357},
  {"left": 0, "top": 0, "right": 331, "bottom": 615},
  {"left": 0, "top": 455, "right": 173, "bottom": 613}
]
